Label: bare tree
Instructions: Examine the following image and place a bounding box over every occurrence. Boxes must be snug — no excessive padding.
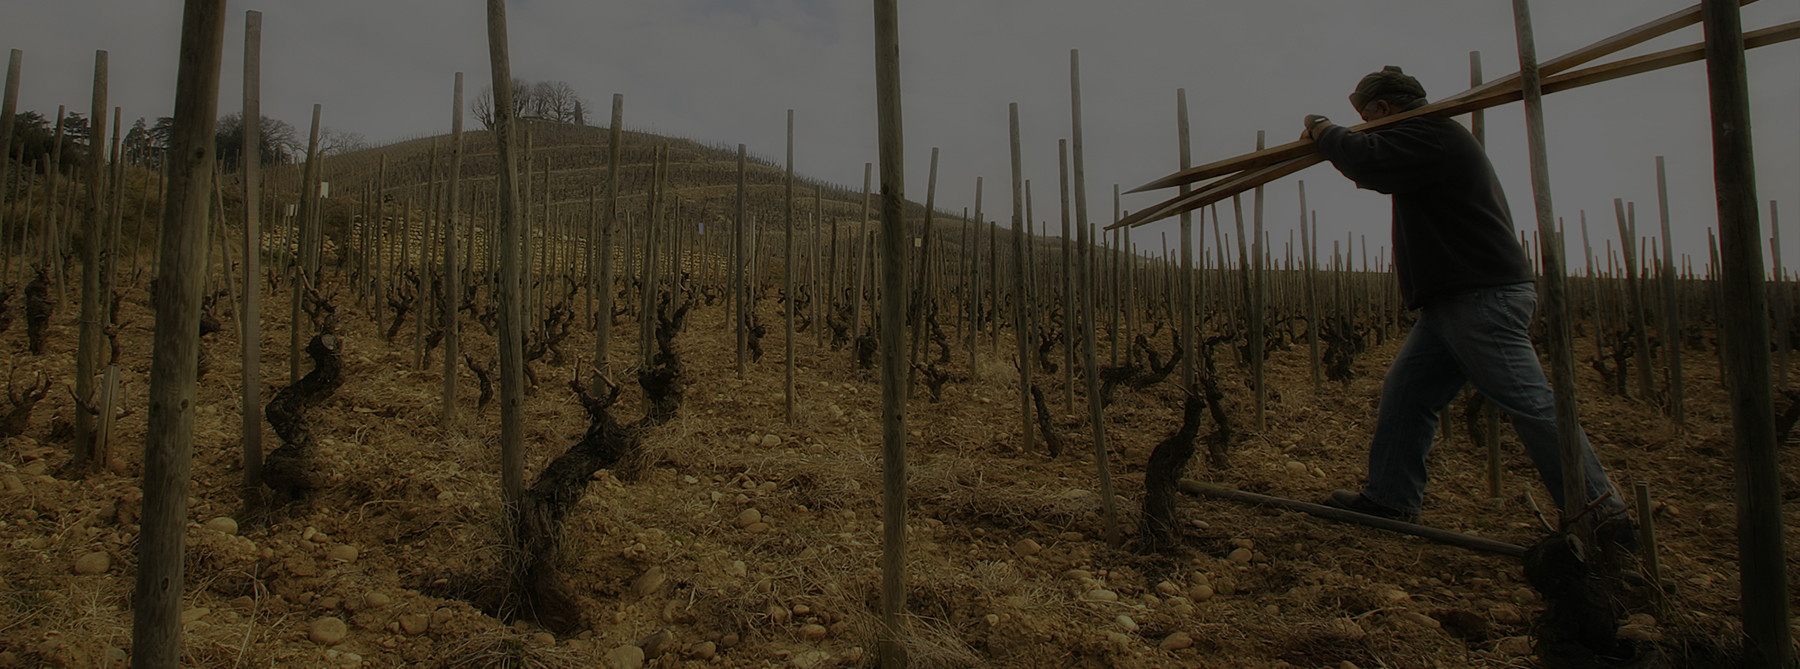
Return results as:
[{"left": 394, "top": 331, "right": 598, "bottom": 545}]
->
[
  {"left": 471, "top": 77, "right": 528, "bottom": 129},
  {"left": 472, "top": 78, "right": 587, "bottom": 128},
  {"left": 532, "top": 80, "right": 586, "bottom": 124},
  {"left": 317, "top": 126, "right": 365, "bottom": 157}
]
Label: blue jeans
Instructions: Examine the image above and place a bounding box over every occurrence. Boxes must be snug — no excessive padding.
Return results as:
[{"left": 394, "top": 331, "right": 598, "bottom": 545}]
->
[{"left": 1361, "top": 283, "right": 1624, "bottom": 517}]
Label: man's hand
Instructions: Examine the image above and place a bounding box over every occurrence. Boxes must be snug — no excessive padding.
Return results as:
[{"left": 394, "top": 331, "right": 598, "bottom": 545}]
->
[{"left": 1302, "top": 114, "right": 1333, "bottom": 140}]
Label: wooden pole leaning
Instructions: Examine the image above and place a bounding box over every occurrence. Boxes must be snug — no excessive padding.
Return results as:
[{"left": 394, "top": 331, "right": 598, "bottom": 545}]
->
[
  {"left": 1512, "top": 0, "right": 1593, "bottom": 540},
  {"left": 132, "top": 2, "right": 227, "bottom": 666},
  {"left": 907, "top": 147, "right": 939, "bottom": 394},
  {"left": 1250, "top": 131, "right": 1266, "bottom": 433},
  {"left": 1008, "top": 104, "right": 1035, "bottom": 455},
  {"left": 1699, "top": 1, "right": 1793, "bottom": 665},
  {"left": 291, "top": 104, "right": 321, "bottom": 384},
  {"left": 1071, "top": 49, "right": 1120, "bottom": 547},
  {"left": 1176, "top": 90, "right": 1196, "bottom": 394},
  {"left": 872, "top": 1, "right": 910, "bottom": 664}
]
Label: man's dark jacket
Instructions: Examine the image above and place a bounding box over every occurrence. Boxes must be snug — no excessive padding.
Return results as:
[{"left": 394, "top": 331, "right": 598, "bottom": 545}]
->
[{"left": 1313, "top": 116, "right": 1532, "bottom": 310}]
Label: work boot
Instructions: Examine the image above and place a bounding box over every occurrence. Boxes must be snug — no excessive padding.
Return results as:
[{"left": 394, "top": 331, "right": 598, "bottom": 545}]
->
[{"left": 1322, "top": 490, "right": 1419, "bottom": 523}]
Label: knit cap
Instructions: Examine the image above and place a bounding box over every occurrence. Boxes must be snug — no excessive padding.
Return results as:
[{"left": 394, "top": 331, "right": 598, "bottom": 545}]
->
[{"left": 1350, "top": 66, "right": 1427, "bottom": 109}]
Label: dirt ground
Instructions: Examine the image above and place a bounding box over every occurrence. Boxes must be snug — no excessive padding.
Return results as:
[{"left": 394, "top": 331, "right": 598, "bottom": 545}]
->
[{"left": 0, "top": 272, "right": 1795, "bottom": 668}]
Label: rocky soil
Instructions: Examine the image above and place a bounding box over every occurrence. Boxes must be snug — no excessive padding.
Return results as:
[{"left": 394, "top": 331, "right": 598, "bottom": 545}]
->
[{"left": 0, "top": 275, "right": 1792, "bottom": 668}]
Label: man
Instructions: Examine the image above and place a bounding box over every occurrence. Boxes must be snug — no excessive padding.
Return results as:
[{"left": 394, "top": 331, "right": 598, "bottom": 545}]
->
[{"left": 1303, "top": 66, "right": 1630, "bottom": 537}]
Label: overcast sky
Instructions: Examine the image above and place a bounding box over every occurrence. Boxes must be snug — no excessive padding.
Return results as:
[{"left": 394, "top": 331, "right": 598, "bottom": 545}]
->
[{"left": 5, "top": 0, "right": 1798, "bottom": 274}]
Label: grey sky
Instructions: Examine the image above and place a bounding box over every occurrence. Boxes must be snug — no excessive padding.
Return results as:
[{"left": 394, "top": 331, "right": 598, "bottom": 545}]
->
[{"left": 5, "top": 0, "right": 1798, "bottom": 274}]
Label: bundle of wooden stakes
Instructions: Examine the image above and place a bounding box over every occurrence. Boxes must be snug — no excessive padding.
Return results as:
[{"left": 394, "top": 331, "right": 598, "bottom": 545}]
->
[{"left": 1111, "top": 0, "right": 1799, "bottom": 231}]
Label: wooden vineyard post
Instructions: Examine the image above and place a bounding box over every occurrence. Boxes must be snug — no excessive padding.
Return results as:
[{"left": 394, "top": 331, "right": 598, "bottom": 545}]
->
[
  {"left": 735, "top": 144, "right": 747, "bottom": 377},
  {"left": 813, "top": 192, "right": 823, "bottom": 348},
  {"left": 1123, "top": 193, "right": 1136, "bottom": 366},
  {"left": 1655, "top": 157, "right": 1683, "bottom": 426},
  {"left": 639, "top": 148, "right": 665, "bottom": 367},
  {"left": 486, "top": 0, "right": 527, "bottom": 509},
  {"left": 784, "top": 110, "right": 796, "bottom": 423},
  {"left": 1614, "top": 198, "right": 1655, "bottom": 403},
  {"left": 0, "top": 50, "right": 18, "bottom": 285},
  {"left": 1700, "top": 0, "right": 1792, "bottom": 664},
  {"left": 1635, "top": 481, "right": 1665, "bottom": 596},
  {"left": 1512, "top": 0, "right": 1591, "bottom": 538},
  {"left": 418, "top": 139, "right": 439, "bottom": 370},
  {"left": 1250, "top": 131, "right": 1266, "bottom": 433},
  {"left": 967, "top": 177, "right": 983, "bottom": 377},
  {"left": 240, "top": 10, "right": 263, "bottom": 492},
  {"left": 1471, "top": 48, "right": 1505, "bottom": 498},
  {"left": 872, "top": 1, "right": 909, "bottom": 664},
  {"left": 1058, "top": 141, "right": 1075, "bottom": 413},
  {"left": 907, "top": 147, "right": 939, "bottom": 394},
  {"left": 1301, "top": 187, "right": 1320, "bottom": 391},
  {"left": 1177, "top": 90, "right": 1196, "bottom": 393},
  {"left": 291, "top": 104, "right": 321, "bottom": 384},
  {"left": 442, "top": 72, "right": 465, "bottom": 429},
  {"left": 1008, "top": 104, "right": 1034, "bottom": 454},
  {"left": 373, "top": 156, "right": 387, "bottom": 326},
  {"left": 597, "top": 94, "right": 622, "bottom": 368},
  {"left": 1773, "top": 203, "right": 1788, "bottom": 389},
  {"left": 1071, "top": 49, "right": 1120, "bottom": 547},
  {"left": 133, "top": 2, "right": 226, "bottom": 665},
  {"left": 74, "top": 50, "right": 108, "bottom": 471},
  {"left": 851, "top": 162, "right": 870, "bottom": 353}
]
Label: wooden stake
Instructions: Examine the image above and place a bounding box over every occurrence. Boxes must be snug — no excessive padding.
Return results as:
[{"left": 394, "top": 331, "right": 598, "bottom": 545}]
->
[
  {"left": 735, "top": 144, "right": 747, "bottom": 377},
  {"left": 1250, "top": 131, "right": 1266, "bottom": 433},
  {"left": 872, "top": 1, "right": 910, "bottom": 663},
  {"left": 0, "top": 50, "right": 20, "bottom": 285},
  {"left": 784, "top": 110, "right": 796, "bottom": 422},
  {"left": 1119, "top": 11, "right": 1800, "bottom": 229},
  {"left": 968, "top": 177, "right": 983, "bottom": 377},
  {"left": 291, "top": 104, "right": 321, "bottom": 384},
  {"left": 1058, "top": 141, "right": 1074, "bottom": 413},
  {"left": 1177, "top": 90, "right": 1196, "bottom": 393},
  {"left": 1071, "top": 49, "right": 1120, "bottom": 547},
  {"left": 442, "top": 72, "right": 465, "bottom": 429},
  {"left": 1772, "top": 201, "right": 1788, "bottom": 389},
  {"left": 133, "top": 2, "right": 226, "bottom": 664},
  {"left": 1008, "top": 104, "right": 1034, "bottom": 454},
  {"left": 1700, "top": 1, "right": 1792, "bottom": 663},
  {"left": 1655, "top": 157, "right": 1683, "bottom": 426},
  {"left": 1634, "top": 481, "right": 1664, "bottom": 596},
  {"left": 485, "top": 0, "right": 527, "bottom": 509},
  {"left": 851, "top": 162, "right": 870, "bottom": 350},
  {"left": 1615, "top": 198, "right": 1655, "bottom": 402},
  {"left": 907, "top": 147, "right": 939, "bottom": 394},
  {"left": 74, "top": 49, "right": 108, "bottom": 470},
  {"left": 1513, "top": 0, "right": 1592, "bottom": 539},
  {"left": 597, "top": 94, "right": 622, "bottom": 368}
]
